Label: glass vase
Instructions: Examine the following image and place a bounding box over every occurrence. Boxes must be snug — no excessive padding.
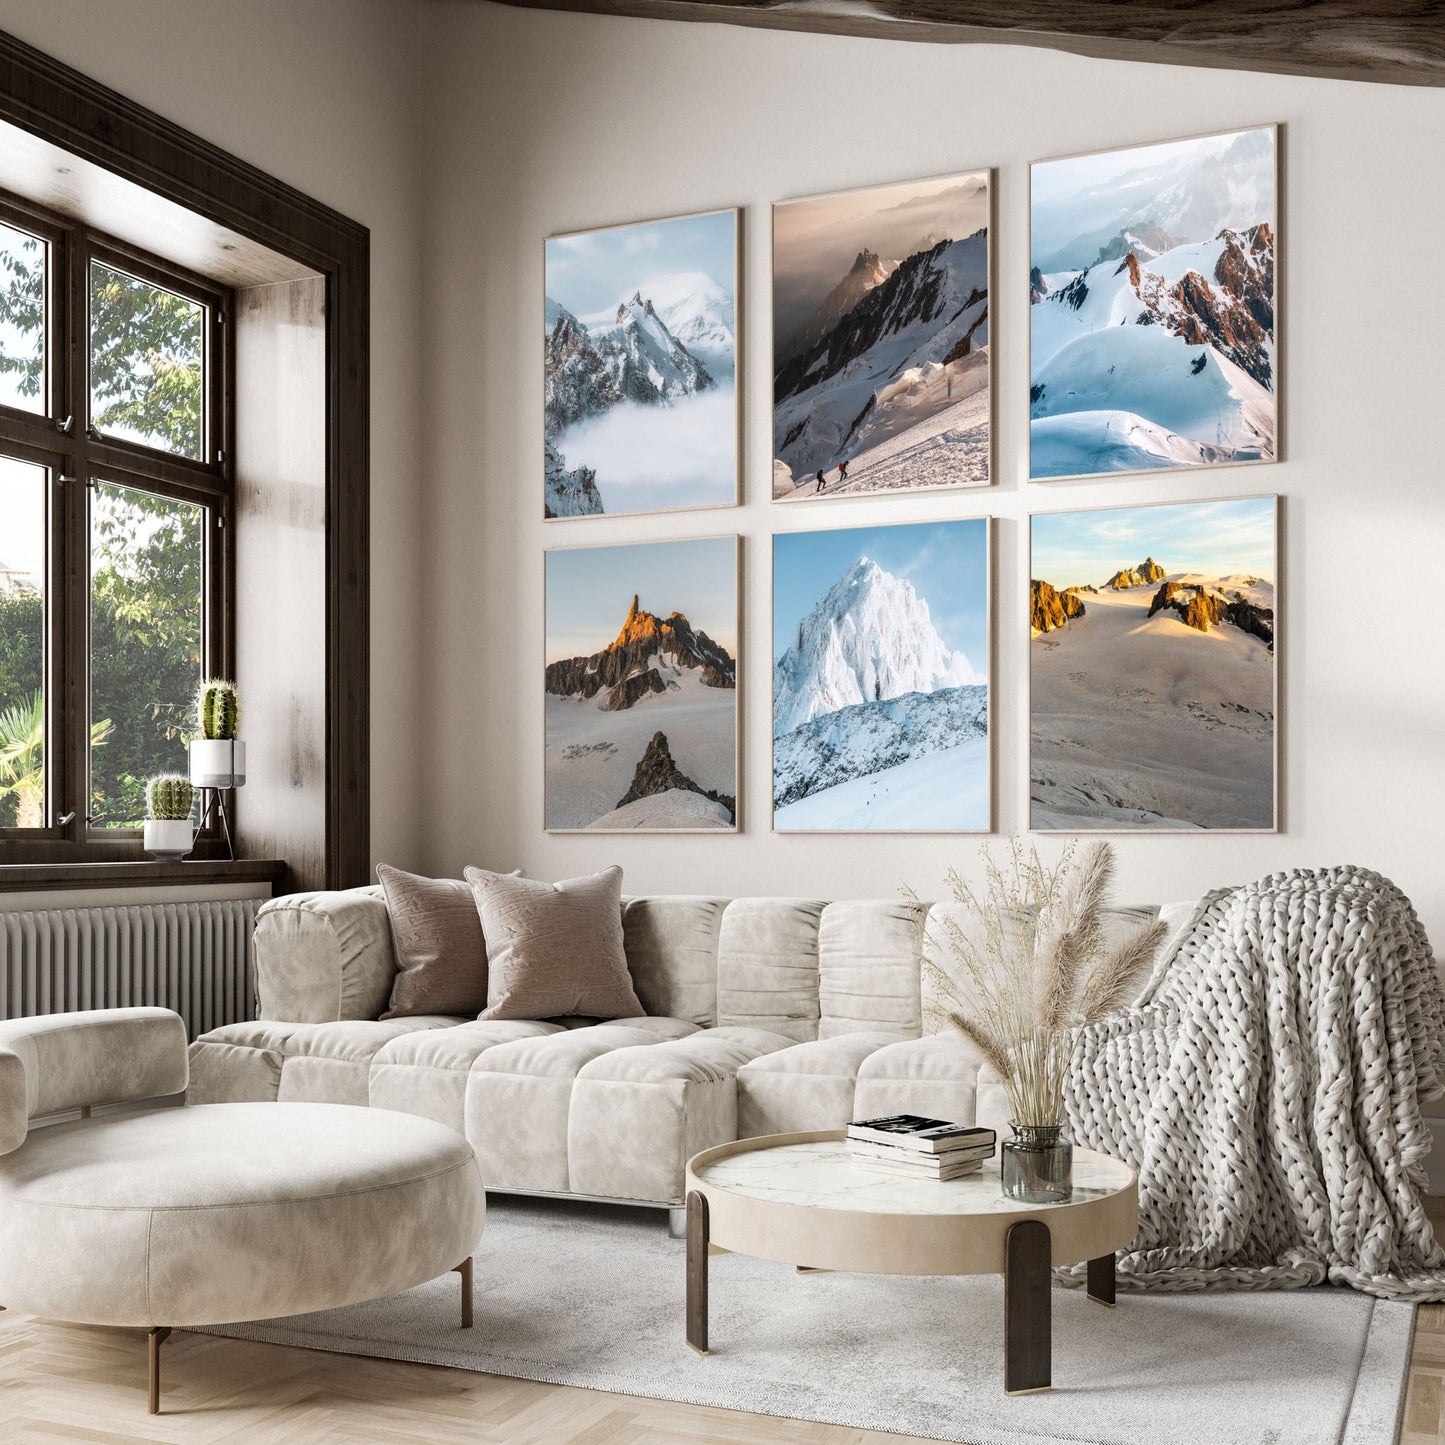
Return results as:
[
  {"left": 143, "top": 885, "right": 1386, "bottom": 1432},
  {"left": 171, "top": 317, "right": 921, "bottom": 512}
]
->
[{"left": 1001, "top": 1122, "right": 1073, "bottom": 1203}]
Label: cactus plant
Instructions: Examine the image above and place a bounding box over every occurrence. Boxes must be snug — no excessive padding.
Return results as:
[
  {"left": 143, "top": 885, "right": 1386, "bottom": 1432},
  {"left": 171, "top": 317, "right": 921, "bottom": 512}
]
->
[
  {"left": 196, "top": 679, "right": 239, "bottom": 741},
  {"left": 146, "top": 774, "right": 194, "bottom": 821}
]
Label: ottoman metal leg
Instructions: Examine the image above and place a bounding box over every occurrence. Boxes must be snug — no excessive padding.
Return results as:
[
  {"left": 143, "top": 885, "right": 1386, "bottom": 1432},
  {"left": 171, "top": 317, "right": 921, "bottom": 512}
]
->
[
  {"left": 147, "top": 1326, "right": 171, "bottom": 1415},
  {"left": 686, "top": 1189, "right": 709, "bottom": 1356},
  {"left": 456, "top": 1258, "right": 474, "bottom": 1328},
  {"left": 1003, "top": 1220, "right": 1051, "bottom": 1396}
]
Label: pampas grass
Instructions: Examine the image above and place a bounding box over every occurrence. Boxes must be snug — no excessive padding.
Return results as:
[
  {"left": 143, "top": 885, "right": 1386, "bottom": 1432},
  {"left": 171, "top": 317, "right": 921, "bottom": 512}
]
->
[{"left": 906, "top": 838, "right": 1168, "bottom": 1128}]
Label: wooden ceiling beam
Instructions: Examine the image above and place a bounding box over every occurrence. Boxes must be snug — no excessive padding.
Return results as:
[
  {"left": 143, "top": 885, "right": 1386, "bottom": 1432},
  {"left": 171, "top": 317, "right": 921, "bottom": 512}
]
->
[{"left": 491, "top": 0, "right": 1445, "bottom": 88}]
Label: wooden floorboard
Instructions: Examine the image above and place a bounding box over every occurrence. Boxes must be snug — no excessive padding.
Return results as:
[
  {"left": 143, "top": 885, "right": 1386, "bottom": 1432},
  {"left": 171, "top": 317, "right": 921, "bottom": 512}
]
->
[{"left": 5, "top": 1206, "right": 1445, "bottom": 1443}]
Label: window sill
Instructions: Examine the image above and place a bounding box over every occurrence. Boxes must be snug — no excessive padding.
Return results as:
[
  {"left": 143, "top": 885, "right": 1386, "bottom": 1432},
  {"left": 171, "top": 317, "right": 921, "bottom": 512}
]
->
[{"left": 0, "top": 858, "right": 288, "bottom": 894}]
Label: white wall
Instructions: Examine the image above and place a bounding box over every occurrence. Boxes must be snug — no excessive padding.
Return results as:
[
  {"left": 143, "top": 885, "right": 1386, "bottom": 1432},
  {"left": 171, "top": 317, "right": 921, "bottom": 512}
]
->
[
  {"left": 417, "top": 2, "right": 1445, "bottom": 944},
  {"left": 0, "top": 0, "right": 428, "bottom": 869}
]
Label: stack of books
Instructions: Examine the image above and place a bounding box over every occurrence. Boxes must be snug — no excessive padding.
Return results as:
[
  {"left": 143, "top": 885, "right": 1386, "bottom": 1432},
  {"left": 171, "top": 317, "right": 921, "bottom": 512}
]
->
[{"left": 846, "top": 1115, "right": 997, "bottom": 1180}]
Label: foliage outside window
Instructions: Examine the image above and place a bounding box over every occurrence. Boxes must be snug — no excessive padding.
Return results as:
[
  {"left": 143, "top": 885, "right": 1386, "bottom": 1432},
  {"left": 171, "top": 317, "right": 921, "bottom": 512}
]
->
[{"left": 0, "top": 194, "right": 230, "bottom": 855}]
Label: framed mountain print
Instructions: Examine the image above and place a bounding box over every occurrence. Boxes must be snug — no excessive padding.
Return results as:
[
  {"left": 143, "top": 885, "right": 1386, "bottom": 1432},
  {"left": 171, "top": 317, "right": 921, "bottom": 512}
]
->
[
  {"left": 1029, "top": 125, "right": 1277, "bottom": 480},
  {"left": 772, "top": 519, "right": 991, "bottom": 831},
  {"left": 544, "top": 208, "right": 739, "bottom": 519},
  {"left": 545, "top": 536, "right": 738, "bottom": 831},
  {"left": 1030, "top": 495, "right": 1278, "bottom": 831},
  {"left": 772, "top": 170, "right": 992, "bottom": 502}
]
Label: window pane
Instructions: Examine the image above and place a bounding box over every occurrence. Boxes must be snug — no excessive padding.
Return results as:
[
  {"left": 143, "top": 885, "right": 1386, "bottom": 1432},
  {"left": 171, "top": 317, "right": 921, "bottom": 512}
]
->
[
  {"left": 0, "top": 221, "right": 46, "bottom": 415},
  {"left": 89, "top": 481, "right": 204, "bottom": 829},
  {"left": 89, "top": 261, "right": 205, "bottom": 460},
  {"left": 0, "top": 456, "right": 47, "bottom": 828}
]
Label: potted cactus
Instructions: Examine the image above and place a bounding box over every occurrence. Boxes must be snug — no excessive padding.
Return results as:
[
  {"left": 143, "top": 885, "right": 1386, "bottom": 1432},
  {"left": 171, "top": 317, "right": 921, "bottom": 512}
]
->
[
  {"left": 143, "top": 774, "right": 194, "bottom": 859},
  {"left": 188, "top": 679, "right": 246, "bottom": 788}
]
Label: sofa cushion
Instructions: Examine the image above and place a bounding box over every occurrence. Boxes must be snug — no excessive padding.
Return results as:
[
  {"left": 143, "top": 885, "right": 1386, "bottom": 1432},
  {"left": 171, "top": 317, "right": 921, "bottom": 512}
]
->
[
  {"left": 817, "top": 900, "right": 924, "bottom": 1040},
  {"left": 851, "top": 1033, "right": 987, "bottom": 1127},
  {"left": 187, "top": 1017, "right": 461, "bottom": 1108},
  {"left": 464, "top": 1020, "right": 698, "bottom": 1194},
  {"left": 736, "top": 1032, "right": 899, "bottom": 1138},
  {"left": 467, "top": 865, "right": 643, "bottom": 1022},
  {"left": 715, "top": 899, "right": 822, "bottom": 1042},
  {"left": 377, "top": 863, "right": 501, "bottom": 1020},
  {"left": 622, "top": 896, "right": 725, "bottom": 1027},
  {"left": 567, "top": 1026, "right": 797, "bottom": 1203}
]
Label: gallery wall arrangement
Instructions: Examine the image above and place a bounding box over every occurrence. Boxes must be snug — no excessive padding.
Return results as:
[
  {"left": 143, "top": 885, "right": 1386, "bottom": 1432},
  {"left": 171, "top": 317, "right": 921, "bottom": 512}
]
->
[
  {"left": 771, "top": 170, "right": 992, "bottom": 502},
  {"left": 538, "top": 121, "right": 1282, "bottom": 840},
  {"left": 543, "top": 208, "right": 739, "bottom": 519},
  {"left": 1029, "top": 125, "right": 1277, "bottom": 481},
  {"left": 544, "top": 536, "right": 739, "bottom": 832},
  {"left": 772, "top": 520, "right": 991, "bottom": 832},
  {"left": 1029, "top": 495, "right": 1278, "bottom": 832}
]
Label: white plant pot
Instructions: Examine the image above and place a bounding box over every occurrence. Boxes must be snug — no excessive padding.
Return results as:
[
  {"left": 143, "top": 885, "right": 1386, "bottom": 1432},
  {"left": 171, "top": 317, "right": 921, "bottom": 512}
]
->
[
  {"left": 143, "top": 818, "right": 194, "bottom": 860},
  {"left": 190, "top": 738, "right": 246, "bottom": 788}
]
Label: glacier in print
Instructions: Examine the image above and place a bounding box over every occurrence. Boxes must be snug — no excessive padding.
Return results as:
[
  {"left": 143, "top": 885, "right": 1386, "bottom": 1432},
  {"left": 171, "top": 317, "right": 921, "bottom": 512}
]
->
[
  {"left": 771, "top": 172, "right": 991, "bottom": 501},
  {"left": 1029, "top": 126, "right": 1276, "bottom": 479},
  {"left": 544, "top": 211, "right": 737, "bottom": 518},
  {"left": 772, "top": 524, "right": 990, "bottom": 831}
]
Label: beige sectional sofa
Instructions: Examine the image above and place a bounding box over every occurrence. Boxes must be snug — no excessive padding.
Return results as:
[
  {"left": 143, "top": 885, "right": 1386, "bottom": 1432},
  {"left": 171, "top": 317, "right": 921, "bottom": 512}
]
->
[{"left": 188, "top": 886, "right": 1170, "bottom": 1230}]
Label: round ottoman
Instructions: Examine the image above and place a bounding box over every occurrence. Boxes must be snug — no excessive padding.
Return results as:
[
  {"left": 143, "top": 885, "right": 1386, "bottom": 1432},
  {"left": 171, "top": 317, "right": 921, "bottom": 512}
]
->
[{"left": 0, "top": 1100, "right": 486, "bottom": 1411}]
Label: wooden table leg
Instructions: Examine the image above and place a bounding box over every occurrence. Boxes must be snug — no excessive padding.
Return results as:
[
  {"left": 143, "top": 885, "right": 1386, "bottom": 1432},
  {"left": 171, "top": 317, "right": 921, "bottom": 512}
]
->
[
  {"left": 1004, "top": 1220, "right": 1051, "bottom": 1395},
  {"left": 1087, "top": 1251, "right": 1116, "bottom": 1308},
  {"left": 686, "top": 1189, "right": 709, "bottom": 1356}
]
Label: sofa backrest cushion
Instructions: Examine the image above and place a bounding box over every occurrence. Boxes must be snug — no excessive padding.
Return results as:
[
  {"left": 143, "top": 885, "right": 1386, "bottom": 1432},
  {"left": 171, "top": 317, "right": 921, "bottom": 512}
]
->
[
  {"left": 716, "top": 899, "right": 824, "bottom": 1041},
  {"left": 817, "top": 900, "right": 924, "bottom": 1040},
  {"left": 622, "top": 896, "right": 727, "bottom": 1026}
]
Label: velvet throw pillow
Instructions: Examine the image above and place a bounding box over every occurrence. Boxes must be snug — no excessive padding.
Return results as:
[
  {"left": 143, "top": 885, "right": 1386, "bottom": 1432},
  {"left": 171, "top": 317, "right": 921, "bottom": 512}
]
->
[
  {"left": 377, "top": 864, "right": 502, "bottom": 1020},
  {"left": 465, "top": 865, "right": 642, "bottom": 1022}
]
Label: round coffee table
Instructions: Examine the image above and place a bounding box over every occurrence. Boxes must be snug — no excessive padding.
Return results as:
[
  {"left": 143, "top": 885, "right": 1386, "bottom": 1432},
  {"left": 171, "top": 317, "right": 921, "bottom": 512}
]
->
[{"left": 683, "top": 1129, "right": 1137, "bottom": 1395}]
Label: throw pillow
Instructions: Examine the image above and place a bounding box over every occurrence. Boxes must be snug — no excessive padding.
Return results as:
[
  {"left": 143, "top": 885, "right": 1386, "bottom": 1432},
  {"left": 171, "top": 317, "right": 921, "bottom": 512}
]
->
[
  {"left": 465, "top": 864, "right": 643, "bottom": 1022},
  {"left": 377, "top": 863, "right": 503, "bottom": 1020}
]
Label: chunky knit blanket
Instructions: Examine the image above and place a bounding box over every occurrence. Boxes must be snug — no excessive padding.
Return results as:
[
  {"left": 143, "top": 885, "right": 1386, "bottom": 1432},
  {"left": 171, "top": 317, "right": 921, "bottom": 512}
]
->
[{"left": 1062, "top": 866, "right": 1445, "bottom": 1300}]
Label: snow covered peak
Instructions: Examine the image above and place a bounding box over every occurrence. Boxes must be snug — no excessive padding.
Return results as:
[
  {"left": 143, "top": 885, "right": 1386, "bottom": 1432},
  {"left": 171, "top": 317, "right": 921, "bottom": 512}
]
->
[
  {"left": 636, "top": 271, "right": 735, "bottom": 378},
  {"left": 774, "top": 558, "right": 980, "bottom": 735}
]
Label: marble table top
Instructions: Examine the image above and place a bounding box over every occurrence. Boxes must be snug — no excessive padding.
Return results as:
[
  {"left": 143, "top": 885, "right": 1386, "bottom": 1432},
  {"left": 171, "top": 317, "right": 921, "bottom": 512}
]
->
[{"left": 694, "top": 1138, "right": 1134, "bottom": 1217}]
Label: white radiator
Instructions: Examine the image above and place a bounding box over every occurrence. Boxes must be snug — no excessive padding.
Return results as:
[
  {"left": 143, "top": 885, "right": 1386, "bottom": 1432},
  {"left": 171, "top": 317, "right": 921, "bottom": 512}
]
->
[{"left": 0, "top": 900, "right": 259, "bottom": 1039}]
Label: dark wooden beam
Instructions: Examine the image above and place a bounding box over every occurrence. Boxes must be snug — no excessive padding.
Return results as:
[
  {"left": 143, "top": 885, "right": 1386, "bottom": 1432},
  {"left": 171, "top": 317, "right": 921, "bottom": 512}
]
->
[{"left": 493, "top": 0, "right": 1445, "bottom": 87}]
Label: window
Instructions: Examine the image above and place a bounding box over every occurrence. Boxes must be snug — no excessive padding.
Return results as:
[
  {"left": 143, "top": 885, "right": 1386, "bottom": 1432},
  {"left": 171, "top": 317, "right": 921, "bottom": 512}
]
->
[{"left": 0, "top": 193, "right": 230, "bottom": 860}]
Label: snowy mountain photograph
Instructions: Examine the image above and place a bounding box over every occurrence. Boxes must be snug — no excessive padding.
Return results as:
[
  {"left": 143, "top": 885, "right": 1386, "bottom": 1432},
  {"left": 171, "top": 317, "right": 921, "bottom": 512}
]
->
[
  {"left": 772, "top": 520, "right": 990, "bottom": 831},
  {"left": 1029, "top": 125, "right": 1277, "bottom": 480},
  {"left": 545, "top": 536, "right": 738, "bottom": 831},
  {"left": 772, "top": 171, "right": 991, "bottom": 501},
  {"left": 544, "top": 209, "right": 737, "bottom": 518},
  {"left": 1030, "top": 495, "right": 1277, "bottom": 831}
]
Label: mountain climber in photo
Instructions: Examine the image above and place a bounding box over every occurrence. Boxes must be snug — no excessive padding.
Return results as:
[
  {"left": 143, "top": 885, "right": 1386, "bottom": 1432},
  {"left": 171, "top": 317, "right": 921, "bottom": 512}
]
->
[
  {"left": 837, "top": 459, "right": 849, "bottom": 483},
  {"left": 815, "top": 469, "right": 826, "bottom": 493}
]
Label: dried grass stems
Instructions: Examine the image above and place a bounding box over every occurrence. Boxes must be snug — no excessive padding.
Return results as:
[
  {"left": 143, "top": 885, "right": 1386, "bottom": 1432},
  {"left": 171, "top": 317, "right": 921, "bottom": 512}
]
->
[{"left": 906, "top": 838, "right": 1169, "bottom": 1127}]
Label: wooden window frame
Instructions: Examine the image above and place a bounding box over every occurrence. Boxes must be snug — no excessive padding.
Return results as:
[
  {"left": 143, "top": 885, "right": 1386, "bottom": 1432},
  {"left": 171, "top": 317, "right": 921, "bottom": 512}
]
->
[
  {"left": 0, "top": 194, "right": 233, "bottom": 862},
  {"left": 0, "top": 27, "right": 370, "bottom": 891}
]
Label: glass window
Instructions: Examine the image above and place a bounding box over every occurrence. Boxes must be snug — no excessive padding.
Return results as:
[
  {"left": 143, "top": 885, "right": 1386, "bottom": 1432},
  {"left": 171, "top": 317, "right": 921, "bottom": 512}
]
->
[
  {"left": 89, "top": 261, "right": 206, "bottom": 460},
  {"left": 88, "top": 480, "right": 204, "bottom": 829},
  {"left": 0, "top": 454, "right": 47, "bottom": 827},
  {"left": 0, "top": 220, "right": 47, "bottom": 416}
]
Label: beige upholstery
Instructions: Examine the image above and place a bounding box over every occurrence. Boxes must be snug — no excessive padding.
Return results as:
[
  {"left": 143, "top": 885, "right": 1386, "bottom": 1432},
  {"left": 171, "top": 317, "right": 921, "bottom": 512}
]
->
[
  {"left": 186, "top": 1016, "right": 462, "bottom": 1106},
  {"left": 852, "top": 1034, "right": 988, "bottom": 1123},
  {"left": 567, "top": 1026, "right": 796, "bottom": 1202},
  {"left": 817, "top": 900, "right": 924, "bottom": 1039},
  {"left": 0, "top": 1101, "right": 483, "bottom": 1327},
  {"left": 0, "top": 1008, "right": 188, "bottom": 1153},
  {"left": 715, "top": 899, "right": 824, "bottom": 1041},
  {"left": 194, "top": 888, "right": 1184, "bottom": 1211},
  {"left": 736, "top": 1033, "right": 900, "bottom": 1139},
  {"left": 253, "top": 886, "right": 396, "bottom": 1023},
  {"left": 622, "top": 896, "right": 725, "bottom": 1026}
]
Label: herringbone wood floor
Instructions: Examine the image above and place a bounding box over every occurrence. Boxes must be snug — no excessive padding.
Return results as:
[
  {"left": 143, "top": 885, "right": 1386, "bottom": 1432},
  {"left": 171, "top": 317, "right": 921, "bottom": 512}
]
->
[{"left": 3, "top": 1204, "right": 1444, "bottom": 1443}]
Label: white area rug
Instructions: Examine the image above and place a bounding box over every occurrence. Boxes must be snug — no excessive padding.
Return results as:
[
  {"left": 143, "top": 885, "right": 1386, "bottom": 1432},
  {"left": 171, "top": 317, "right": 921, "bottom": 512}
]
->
[{"left": 204, "top": 1196, "right": 1413, "bottom": 1445}]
